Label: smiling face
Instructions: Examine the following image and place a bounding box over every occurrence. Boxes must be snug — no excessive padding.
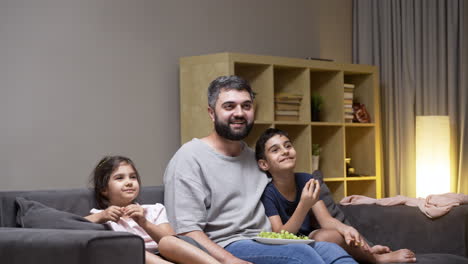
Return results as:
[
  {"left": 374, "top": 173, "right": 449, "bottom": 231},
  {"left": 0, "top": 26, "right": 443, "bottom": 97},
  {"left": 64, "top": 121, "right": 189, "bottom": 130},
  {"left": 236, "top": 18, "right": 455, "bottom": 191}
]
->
[
  {"left": 258, "top": 134, "right": 297, "bottom": 174},
  {"left": 102, "top": 162, "right": 140, "bottom": 207},
  {"left": 209, "top": 88, "right": 254, "bottom": 141}
]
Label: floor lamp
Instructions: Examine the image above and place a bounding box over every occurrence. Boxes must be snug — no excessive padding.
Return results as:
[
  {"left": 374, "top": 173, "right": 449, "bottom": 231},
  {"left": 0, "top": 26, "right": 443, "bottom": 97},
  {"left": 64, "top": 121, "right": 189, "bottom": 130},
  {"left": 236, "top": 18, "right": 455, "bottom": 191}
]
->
[{"left": 415, "top": 115, "right": 451, "bottom": 198}]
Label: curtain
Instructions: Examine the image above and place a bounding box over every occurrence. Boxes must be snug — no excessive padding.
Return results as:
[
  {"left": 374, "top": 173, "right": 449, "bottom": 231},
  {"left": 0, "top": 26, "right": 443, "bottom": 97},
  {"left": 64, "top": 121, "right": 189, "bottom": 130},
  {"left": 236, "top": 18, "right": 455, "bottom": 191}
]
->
[{"left": 353, "top": 0, "right": 467, "bottom": 197}]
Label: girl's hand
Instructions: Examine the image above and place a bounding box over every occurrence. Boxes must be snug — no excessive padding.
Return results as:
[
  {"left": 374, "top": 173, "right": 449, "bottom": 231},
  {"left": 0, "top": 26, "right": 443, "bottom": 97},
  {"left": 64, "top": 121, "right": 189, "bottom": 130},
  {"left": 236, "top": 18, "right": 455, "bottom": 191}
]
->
[
  {"left": 300, "top": 179, "right": 321, "bottom": 209},
  {"left": 101, "top": 206, "right": 124, "bottom": 222},
  {"left": 341, "top": 226, "right": 371, "bottom": 252},
  {"left": 123, "top": 204, "right": 147, "bottom": 226}
]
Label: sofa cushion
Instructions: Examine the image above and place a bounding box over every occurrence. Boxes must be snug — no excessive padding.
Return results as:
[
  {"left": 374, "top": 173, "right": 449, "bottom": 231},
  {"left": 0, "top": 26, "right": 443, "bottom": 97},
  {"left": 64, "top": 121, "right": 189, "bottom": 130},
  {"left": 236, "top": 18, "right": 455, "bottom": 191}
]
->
[{"left": 16, "top": 197, "right": 108, "bottom": 230}]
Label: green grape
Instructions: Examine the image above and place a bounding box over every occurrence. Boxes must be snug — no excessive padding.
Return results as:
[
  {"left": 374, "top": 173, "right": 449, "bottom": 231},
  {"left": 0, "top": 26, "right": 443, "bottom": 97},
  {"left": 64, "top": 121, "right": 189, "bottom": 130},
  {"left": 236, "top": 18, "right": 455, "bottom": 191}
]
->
[{"left": 258, "top": 230, "right": 309, "bottom": 240}]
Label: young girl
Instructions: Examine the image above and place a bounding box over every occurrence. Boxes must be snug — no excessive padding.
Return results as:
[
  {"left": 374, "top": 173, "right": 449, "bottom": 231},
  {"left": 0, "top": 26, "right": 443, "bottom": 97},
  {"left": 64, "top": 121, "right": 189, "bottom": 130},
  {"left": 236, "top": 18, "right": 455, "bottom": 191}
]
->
[
  {"left": 85, "top": 155, "right": 221, "bottom": 264},
  {"left": 255, "top": 128, "right": 417, "bottom": 264}
]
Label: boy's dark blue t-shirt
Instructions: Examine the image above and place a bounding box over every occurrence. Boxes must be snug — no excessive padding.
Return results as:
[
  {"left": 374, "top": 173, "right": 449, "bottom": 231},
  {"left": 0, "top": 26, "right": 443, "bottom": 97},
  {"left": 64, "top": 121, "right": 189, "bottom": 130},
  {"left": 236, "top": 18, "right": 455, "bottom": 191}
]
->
[{"left": 261, "top": 172, "right": 323, "bottom": 236}]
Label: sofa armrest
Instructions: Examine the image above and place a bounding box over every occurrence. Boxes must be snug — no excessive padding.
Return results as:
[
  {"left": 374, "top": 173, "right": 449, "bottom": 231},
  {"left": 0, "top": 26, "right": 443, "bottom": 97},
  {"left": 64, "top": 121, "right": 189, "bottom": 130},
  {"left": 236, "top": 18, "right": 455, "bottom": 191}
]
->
[
  {"left": 339, "top": 204, "right": 468, "bottom": 257},
  {"left": 0, "top": 228, "right": 145, "bottom": 264}
]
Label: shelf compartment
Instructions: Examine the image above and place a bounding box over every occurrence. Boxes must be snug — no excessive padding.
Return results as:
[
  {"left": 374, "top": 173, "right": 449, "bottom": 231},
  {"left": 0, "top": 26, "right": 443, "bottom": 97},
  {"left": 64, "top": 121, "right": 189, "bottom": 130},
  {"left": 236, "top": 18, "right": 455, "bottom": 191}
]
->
[
  {"left": 244, "top": 123, "right": 273, "bottom": 149},
  {"left": 311, "top": 125, "right": 345, "bottom": 179},
  {"left": 273, "top": 66, "right": 310, "bottom": 122},
  {"left": 345, "top": 176, "right": 377, "bottom": 181},
  {"left": 344, "top": 73, "right": 375, "bottom": 123},
  {"left": 235, "top": 63, "right": 274, "bottom": 122},
  {"left": 310, "top": 70, "right": 343, "bottom": 123},
  {"left": 312, "top": 122, "right": 343, "bottom": 127},
  {"left": 324, "top": 181, "right": 345, "bottom": 203},
  {"left": 345, "top": 126, "right": 376, "bottom": 177},
  {"left": 275, "top": 124, "right": 311, "bottom": 173},
  {"left": 347, "top": 180, "right": 376, "bottom": 198}
]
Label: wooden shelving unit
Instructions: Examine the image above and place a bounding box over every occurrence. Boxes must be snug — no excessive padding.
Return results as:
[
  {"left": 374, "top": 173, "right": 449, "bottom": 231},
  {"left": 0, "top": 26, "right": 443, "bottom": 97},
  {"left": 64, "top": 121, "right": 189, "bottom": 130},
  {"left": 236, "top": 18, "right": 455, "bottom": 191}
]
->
[{"left": 179, "top": 52, "right": 383, "bottom": 201}]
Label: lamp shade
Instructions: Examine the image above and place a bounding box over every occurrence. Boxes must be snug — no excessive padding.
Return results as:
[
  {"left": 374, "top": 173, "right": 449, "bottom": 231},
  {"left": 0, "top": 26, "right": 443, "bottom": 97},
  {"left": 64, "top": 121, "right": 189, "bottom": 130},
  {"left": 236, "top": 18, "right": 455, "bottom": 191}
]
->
[{"left": 416, "top": 116, "right": 450, "bottom": 198}]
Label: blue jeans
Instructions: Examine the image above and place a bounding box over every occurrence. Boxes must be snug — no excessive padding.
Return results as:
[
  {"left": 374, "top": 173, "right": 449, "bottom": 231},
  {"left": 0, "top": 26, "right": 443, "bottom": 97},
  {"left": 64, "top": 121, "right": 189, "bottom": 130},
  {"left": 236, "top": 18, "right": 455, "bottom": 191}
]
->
[{"left": 225, "top": 239, "right": 357, "bottom": 264}]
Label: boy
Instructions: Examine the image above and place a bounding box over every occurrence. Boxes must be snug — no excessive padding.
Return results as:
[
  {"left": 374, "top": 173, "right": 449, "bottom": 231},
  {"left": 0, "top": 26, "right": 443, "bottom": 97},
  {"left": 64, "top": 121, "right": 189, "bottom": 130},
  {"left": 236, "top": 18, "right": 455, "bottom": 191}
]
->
[{"left": 255, "top": 128, "right": 417, "bottom": 264}]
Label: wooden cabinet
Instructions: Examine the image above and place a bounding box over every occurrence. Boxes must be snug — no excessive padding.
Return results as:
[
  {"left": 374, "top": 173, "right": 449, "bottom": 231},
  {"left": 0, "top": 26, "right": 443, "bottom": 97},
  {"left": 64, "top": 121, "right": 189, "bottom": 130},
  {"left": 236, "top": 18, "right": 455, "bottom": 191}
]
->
[{"left": 180, "top": 53, "right": 383, "bottom": 201}]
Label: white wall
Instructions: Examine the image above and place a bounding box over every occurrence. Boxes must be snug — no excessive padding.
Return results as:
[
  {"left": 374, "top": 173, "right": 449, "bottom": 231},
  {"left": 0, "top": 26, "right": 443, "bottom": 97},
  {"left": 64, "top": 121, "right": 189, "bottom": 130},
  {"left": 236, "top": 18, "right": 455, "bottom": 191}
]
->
[{"left": 0, "top": 0, "right": 351, "bottom": 190}]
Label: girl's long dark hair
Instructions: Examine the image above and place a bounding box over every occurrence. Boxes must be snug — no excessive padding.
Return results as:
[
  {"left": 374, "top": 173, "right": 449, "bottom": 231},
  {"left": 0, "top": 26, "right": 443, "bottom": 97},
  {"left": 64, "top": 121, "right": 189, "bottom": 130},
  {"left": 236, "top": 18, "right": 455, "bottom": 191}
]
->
[{"left": 90, "top": 155, "right": 141, "bottom": 209}]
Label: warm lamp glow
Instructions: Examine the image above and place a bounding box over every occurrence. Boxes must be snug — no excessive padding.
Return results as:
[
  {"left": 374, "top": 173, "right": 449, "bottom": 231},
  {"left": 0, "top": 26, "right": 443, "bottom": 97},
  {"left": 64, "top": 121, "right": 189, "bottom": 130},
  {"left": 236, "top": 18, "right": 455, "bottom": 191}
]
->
[{"left": 416, "top": 116, "right": 451, "bottom": 198}]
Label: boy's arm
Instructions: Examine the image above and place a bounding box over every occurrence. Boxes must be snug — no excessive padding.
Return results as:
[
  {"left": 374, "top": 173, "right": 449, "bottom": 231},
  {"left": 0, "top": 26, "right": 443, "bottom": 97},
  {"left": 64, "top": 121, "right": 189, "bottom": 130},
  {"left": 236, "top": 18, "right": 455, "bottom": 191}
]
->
[
  {"left": 268, "top": 202, "right": 312, "bottom": 234},
  {"left": 312, "top": 200, "right": 367, "bottom": 247},
  {"left": 182, "top": 230, "right": 252, "bottom": 264},
  {"left": 265, "top": 179, "right": 320, "bottom": 234}
]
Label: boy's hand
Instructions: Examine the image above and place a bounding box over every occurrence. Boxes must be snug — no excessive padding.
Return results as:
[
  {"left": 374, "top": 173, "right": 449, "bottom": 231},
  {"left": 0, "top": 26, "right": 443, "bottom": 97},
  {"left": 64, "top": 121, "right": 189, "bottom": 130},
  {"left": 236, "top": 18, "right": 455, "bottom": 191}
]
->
[
  {"left": 101, "top": 205, "right": 124, "bottom": 222},
  {"left": 300, "top": 179, "right": 321, "bottom": 208},
  {"left": 123, "top": 204, "right": 147, "bottom": 225},
  {"left": 341, "top": 226, "right": 371, "bottom": 252}
]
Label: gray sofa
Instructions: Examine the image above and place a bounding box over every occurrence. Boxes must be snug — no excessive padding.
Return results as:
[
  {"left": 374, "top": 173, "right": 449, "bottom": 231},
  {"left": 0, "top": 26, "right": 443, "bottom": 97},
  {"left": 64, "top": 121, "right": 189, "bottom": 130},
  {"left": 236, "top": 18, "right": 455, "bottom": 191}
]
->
[
  {"left": 0, "top": 186, "right": 163, "bottom": 264},
  {"left": 1, "top": 185, "right": 467, "bottom": 264}
]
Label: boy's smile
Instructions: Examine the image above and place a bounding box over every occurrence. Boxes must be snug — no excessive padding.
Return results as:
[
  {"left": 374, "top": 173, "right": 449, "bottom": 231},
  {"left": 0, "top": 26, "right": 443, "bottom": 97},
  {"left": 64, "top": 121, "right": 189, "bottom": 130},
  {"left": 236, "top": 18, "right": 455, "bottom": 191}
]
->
[{"left": 259, "top": 134, "right": 297, "bottom": 173}]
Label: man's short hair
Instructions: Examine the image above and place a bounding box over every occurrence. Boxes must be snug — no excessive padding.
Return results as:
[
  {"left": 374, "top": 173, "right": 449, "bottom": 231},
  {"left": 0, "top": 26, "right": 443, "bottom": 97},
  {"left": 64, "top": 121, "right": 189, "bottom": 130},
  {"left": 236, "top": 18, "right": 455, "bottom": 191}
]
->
[
  {"left": 255, "top": 128, "right": 290, "bottom": 162},
  {"left": 207, "top": 75, "right": 254, "bottom": 109}
]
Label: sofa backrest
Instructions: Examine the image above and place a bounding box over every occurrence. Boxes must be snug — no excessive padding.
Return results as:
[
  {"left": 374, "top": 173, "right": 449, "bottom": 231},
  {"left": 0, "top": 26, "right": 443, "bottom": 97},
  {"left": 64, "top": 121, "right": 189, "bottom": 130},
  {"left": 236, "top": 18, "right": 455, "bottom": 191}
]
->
[{"left": 0, "top": 186, "right": 164, "bottom": 228}]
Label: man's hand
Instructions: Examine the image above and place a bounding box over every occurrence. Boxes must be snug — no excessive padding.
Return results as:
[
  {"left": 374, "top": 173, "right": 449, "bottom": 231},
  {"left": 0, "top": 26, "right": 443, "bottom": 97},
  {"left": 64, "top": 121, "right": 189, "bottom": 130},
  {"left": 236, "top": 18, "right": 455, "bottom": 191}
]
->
[{"left": 300, "top": 179, "right": 321, "bottom": 209}]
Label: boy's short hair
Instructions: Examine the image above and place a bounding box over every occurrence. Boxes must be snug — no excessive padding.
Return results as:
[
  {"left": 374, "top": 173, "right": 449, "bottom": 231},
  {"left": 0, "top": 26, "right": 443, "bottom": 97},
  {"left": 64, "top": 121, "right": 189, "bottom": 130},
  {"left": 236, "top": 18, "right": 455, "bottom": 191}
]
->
[{"left": 255, "top": 128, "right": 290, "bottom": 162}]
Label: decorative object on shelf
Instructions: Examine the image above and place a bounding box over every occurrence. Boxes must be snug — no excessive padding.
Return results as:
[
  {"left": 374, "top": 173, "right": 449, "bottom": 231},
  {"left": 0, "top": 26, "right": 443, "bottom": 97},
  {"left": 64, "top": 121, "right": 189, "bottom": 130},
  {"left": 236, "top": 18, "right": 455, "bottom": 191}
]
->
[
  {"left": 344, "top": 83, "right": 355, "bottom": 123},
  {"left": 311, "top": 93, "right": 323, "bottom": 122},
  {"left": 275, "top": 93, "right": 302, "bottom": 121},
  {"left": 352, "top": 103, "right": 371, "bottom": 123},
  {"left": 312, "top": 144, "right": 321, "bottom": 172},
  {"left": 345, "top": 158, "right": 359, "bottom": 177}
]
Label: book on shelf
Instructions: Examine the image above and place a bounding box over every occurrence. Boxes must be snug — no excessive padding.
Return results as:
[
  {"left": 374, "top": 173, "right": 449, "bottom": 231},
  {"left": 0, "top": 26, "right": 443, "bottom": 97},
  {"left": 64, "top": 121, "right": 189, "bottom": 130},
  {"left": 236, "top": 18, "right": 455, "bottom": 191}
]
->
[
  {"left": 275, "top": 93, "right": 303, "bottom": 105},
  {"left": 275, "top": 115, "right": 299, "bottom": 121},
  {"left": 275, "top": 101, "right": 300, "bottom": 120},
  {"left": 275, "top": 103, "right": 301, "bottom": 111},
  {"left": 274, "top": 101, "right": 301, "bottom": 105},
  {"left": 344, "top": 82, "right": 355, "bottom": 121},
  {"left": 275, "top": 110, "right": 299, "bottom": 116},
  {"left": 275, "top": 93, "right": 303, "bottom": 100},
  {"left": 344, "top": 88, "right": 354, "bottom": 93}
]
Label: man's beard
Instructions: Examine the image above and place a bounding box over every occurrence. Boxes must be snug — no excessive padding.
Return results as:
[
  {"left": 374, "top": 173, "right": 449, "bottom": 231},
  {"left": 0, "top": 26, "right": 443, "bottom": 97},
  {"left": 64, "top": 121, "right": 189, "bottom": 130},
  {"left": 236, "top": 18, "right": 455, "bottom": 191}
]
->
[{"left": 214, "top": 114, "right": 254, "bottom": 141}]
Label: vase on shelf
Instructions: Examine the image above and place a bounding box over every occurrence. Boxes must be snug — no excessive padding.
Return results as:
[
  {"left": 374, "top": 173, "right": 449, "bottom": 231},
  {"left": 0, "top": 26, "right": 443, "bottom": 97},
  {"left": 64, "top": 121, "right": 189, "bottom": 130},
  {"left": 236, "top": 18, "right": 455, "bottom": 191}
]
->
[{"left": 312, "top": 155, "right": 320, "bottom": 172}]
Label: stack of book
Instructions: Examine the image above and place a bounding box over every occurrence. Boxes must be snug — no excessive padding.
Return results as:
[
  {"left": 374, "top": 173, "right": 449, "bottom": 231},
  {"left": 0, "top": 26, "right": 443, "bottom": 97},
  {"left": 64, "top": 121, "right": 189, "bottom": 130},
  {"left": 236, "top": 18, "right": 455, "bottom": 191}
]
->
[
  {"left": 344, "top": 83, "right": 355, "bottom": 122},
  {"left": 274, "top": 93, "right": 302, "bottom": 121}
]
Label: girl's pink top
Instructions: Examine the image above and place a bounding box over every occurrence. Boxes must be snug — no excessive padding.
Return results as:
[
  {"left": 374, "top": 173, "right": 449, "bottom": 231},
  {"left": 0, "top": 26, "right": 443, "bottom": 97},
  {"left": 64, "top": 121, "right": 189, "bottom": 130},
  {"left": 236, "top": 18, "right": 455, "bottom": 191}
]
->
[{"left": 90, "top": 203, "right": 169, "bottom": 249}]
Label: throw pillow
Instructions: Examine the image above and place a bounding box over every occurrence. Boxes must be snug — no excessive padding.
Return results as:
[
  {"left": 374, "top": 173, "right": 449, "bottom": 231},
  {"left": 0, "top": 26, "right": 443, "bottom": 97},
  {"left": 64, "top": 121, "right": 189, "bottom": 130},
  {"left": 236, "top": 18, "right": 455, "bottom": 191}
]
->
[
  {"left": 311, "top": 170, "right": 349, "bottom": 224},
  {"left": 16, "top": 197, "right": 108, "bottom": 230}
]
